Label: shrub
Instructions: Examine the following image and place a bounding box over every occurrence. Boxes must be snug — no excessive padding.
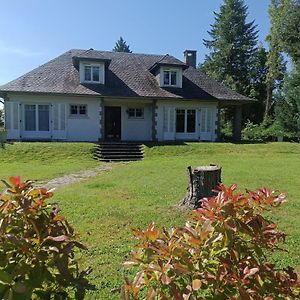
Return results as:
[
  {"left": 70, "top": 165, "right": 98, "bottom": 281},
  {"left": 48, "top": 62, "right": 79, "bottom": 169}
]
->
[
  {"left": 122, "top": 184, "right": 300, "bottom": 299},
  {"left": 242, "top": 119, "right": 293, "bottom": 142},
  {"left": 0, "top": 176, "right": 93, "bottom": 299}
]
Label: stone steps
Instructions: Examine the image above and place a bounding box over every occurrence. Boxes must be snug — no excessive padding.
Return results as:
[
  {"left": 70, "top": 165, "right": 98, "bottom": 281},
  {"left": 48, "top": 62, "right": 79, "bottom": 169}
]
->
[{"left": 94, "top": 142, "right": 144, "bottom": 162}]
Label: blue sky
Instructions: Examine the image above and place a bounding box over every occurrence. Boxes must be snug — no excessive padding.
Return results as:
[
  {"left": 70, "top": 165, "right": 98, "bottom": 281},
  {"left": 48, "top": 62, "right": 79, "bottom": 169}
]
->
[{"left": 0, "top": 0, "right": 270, "bottom": 86}]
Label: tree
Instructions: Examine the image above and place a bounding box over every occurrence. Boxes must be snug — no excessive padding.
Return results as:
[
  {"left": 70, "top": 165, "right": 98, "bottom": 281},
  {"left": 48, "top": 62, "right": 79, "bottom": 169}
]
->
[
  {"left": 264, "top": 0, "right": 287, "bottom": 121},
  {"left": 247, "top": 44, "right": 269, "bottom": 123},
  {"left": 112, "top": 36, "right": 132, "bottom": 53},
  {"left": 200, "top": 0, "right": 258, "bottom": 97},
  {"left": 199, "top": 0, "right": 270, "bottom": 128},
  {"left": 273, "top": 0, "right": 300, "bottom": 138}
]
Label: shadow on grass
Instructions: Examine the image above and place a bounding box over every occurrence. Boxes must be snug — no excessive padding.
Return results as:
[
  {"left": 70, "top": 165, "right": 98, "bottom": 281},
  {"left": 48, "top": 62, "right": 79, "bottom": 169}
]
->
[{"left": 143, "top": 141, "right": 188, "bottom": 148}]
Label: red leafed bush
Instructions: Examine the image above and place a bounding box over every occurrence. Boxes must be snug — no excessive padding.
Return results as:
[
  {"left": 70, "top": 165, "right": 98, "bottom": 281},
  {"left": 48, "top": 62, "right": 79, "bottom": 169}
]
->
[
  {"left": 0, "top": 176, "right": 93, "bottom": 300},
  {"left": 122, "top": 184, "right": 300, "bottom": 300}
]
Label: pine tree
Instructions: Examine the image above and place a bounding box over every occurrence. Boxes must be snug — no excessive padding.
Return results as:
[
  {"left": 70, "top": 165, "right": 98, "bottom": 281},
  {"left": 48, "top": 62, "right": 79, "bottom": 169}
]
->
[
  {"left": 200, "top": 0, "right": 259, "bottom": 97},
  {"left": 112, "top": 37, "right": 132, "bottom": 53}
]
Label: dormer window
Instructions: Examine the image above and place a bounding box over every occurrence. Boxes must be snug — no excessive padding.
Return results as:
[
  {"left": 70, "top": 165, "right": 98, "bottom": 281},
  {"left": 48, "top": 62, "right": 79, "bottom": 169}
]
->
[
  {"left": 79, "top": 61, "right": 105, "bottom": 84},
  {"left": 84, "top": 65, "right": 100, "bottom": 82},
  {"left": 160, "top": 67, "right": 182, "bottom": 88},
  {"left": 163, "top": 70, "right": 177, "bottom": 86}
]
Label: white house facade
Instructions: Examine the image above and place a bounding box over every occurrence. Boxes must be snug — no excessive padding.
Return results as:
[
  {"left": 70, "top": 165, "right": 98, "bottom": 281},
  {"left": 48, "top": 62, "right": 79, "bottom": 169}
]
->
[{"left": 0, "top": 49, "right": 252, "bottom": 142}]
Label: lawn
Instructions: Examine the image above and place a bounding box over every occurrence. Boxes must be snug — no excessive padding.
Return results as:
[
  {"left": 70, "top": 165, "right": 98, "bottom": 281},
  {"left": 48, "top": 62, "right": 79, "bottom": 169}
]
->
[
  {"left": 0, "top": 142, "right": 300, "bottom": 299},
  {"left": 0, "top": 142, "right": 98, "bottom": 181}
]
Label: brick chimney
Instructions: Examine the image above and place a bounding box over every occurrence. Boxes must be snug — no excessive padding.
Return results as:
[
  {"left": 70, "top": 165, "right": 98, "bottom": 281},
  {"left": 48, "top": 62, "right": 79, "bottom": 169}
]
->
[{"left": 184, "top": 50, "right": 197, "bottom": 68}]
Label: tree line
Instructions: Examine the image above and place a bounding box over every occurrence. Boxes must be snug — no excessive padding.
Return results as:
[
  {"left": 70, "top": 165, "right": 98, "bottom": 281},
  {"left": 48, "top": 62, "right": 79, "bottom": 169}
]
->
[{"left": 200, "top": 0, "right": 299, "bottom": 141}]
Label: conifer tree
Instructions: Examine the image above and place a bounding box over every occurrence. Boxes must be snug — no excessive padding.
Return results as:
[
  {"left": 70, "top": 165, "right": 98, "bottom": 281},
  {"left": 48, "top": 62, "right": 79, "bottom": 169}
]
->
[
  {"left": 112, "top": 37, "right": 132, "bottom": 53},
  {"left": 200, "top": 0, "right": 258, "bottom": 97}
]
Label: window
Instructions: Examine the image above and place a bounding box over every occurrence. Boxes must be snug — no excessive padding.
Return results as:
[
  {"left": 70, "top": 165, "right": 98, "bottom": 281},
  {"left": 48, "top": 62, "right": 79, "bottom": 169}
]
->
[
  {"left": 24, "top": 104, "right": 50, "bottom": 132},
  {"left": 84, "top": 65, "right": 100, "bottom": 82},
  {"left": 163, "top": 70, "right": 177, "bottom": 86},
  {"left": 127, "top": 108, "right": 144, "bottom": 119},
  {"left": 176, "top": 109, "right": 196, "bottom": 133},
  {"left": 70, "top": 104, "right": 87, "bottom": 117}
]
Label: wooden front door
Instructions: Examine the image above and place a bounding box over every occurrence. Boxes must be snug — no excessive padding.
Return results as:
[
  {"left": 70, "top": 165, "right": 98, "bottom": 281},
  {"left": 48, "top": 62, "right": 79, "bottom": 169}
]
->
[{"left": 104, "top": 106, "right": 121, "bottom": 140}]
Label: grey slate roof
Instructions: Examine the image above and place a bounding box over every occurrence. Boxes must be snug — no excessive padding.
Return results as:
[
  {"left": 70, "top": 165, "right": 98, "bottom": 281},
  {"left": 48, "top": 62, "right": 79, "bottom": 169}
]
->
[{"left": 0, "top": 49, "right": 252, "bottom": 102}]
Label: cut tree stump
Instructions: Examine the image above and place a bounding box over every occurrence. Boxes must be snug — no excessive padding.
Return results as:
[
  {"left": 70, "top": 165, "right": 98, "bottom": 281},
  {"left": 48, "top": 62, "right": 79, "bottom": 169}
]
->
[{"left": 181, "top": 165, "right": 222, "bottom": 209}]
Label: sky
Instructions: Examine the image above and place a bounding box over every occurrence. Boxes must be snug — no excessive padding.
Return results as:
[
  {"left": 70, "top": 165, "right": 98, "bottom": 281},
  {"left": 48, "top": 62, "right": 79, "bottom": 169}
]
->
[{"left": 0, "top": 0, "right": 270, "bottom": 87}]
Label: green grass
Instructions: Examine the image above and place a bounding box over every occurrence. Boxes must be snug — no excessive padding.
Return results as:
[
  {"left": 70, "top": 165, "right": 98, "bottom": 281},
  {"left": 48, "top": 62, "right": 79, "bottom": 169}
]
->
[
  {"left": 50, "top": 142, "right": 300, "bottom": 299},
  {"left": 1, "top": 142, "right": 300, "bottom": 299},
  {"left": 0, "top": 142, "right": 99, "bottom": 181}
]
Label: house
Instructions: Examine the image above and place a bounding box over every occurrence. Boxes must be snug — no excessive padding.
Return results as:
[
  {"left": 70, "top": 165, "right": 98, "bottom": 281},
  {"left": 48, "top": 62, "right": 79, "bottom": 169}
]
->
[{"left": 0, "top": 49, "right": 252, "bottom": 142}]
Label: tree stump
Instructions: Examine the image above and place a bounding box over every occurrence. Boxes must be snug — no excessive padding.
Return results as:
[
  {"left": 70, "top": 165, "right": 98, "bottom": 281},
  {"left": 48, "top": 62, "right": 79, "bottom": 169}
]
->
[{"left": 181, "top": 165, "right": 222, "bottom": 209}]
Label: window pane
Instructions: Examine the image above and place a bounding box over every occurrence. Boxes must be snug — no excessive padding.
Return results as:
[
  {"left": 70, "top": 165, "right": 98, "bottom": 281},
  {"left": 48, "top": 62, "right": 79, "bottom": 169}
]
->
[
  {"left": 70, "top": 105, "right": 78, "bottom": 115},
  {"left": 84, "top": 66, "right": 91, "bottom": 81},
  {"left": 201, "top": 109, "right": 206, "bottom": 132},
  {"left": 187, "top": 109, "right": 196, "bottom": 132},
  {"left": 163, "top": 71, "right": 169, "bottom": 85},
  {"left": 176, "top": 109, "right": 185, "bottom": 132},
  {"left": 38, "top": 105, "right": 49, "bottom": 131},
  {"left": 128, "top": 108, "right": 135, "bottom": 118},
  {"left": 170, "top": 71, "right": 177, "bottom": 85},
  {"left": 25, "top": 105, "right": 36, "bottom": 131},
  {"left": 92, "top": 66, "right": 100, "bottom": 81},
  {"left": 135, "top": 108, "right": 144, "bottom": 118},
  {"left": 79, "top": 105, "right": 86, "bottom": 115}
]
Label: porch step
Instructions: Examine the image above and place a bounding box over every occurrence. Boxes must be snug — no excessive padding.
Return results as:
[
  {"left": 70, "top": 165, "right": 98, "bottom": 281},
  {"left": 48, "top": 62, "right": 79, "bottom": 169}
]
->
[{"left": 94, "top": 143, "right": 144, "bottom": 162}]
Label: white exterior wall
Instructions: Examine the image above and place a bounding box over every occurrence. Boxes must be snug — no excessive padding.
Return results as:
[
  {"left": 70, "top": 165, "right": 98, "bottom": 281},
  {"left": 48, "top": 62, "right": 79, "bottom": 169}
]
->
[
  {"left": 156, "top": 100, "right": 218, "bottom": 142},
  {"left": 103, "top": 100, "right": 152, "bottom": 141},
  {"left": 5, "top": 94, "right": 218, "bottom": 142},
  {"left": 5, "top": 94, "right": 101, "bottom": 141}
]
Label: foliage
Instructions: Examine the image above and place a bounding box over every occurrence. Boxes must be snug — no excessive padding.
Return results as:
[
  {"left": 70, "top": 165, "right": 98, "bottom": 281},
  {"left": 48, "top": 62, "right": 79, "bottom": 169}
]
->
[
  {"left": 200, "top": 0, "right": 258, "bottom": 96},
  {"left": 122, "top": 184, "right": 300, "bottom": 299},
  {"left": 277, "top": 0, "right": 300, "bottom": 64},
  {"left": 275, "top": 64, "right": 300, "bottom": 138},
  {"left": 242, "top": 119, "right": 290, "bottom": 141},
  {"left": 112, "top": 36, "right": 132, "bottom": 53},
  {"left": 264, "top": 0, "right": 287, "bottom": 121},
  {"left": 0, "top": 177, "right": 93, "bottom": 299},
  {"left": 271, "top": 0, "right": 300, "bottom": 138}
]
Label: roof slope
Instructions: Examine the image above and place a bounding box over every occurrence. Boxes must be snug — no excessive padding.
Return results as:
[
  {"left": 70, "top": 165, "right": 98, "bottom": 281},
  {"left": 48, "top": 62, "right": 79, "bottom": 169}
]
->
[{"left": 0, "top": 49, "right": 252, "bottom": 102}]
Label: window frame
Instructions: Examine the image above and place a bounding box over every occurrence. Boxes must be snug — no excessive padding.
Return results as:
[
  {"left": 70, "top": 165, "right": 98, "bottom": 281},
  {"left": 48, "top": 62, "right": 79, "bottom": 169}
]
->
[
  {"left": 79, "top": 61, "right": 104, "bottom": 84},
  {"left": 69, "top": 104, "right": 88, "bottom": 118},
  {"left": 163, "top": 70, "right": 178, "bottom": 87},
  {"left": 175, "top": 108, "right": 196, "bottom": 133},
  {"left": 83, "top": 64, "right": 101, "bottom": 83},
  {"left": 127, "top": 107, "right": 144, "bottom": 119}
]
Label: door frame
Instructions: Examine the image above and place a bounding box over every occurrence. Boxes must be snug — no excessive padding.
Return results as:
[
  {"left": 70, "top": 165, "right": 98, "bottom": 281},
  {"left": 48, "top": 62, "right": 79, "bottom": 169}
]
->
[
  {"left": 104, "top": 106, "right": 121, "bottom": 141},
  {"left": 22, "top": 103, "right": 52, "bottom": 140}
]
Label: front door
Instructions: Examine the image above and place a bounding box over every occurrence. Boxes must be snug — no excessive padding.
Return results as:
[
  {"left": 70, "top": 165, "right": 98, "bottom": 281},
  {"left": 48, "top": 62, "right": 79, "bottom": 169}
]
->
[
  {"left": 104, "top": 106, "right": 121, "bottom": 140},
  {"left": 22, "top": 104, "right": 51, "bottom": 139}
]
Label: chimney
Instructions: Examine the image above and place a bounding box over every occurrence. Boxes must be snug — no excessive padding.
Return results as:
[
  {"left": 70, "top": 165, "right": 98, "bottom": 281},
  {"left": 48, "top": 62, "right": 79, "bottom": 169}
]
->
[{"left": 184, "top": 50, "right": 197, "bottom": 68}]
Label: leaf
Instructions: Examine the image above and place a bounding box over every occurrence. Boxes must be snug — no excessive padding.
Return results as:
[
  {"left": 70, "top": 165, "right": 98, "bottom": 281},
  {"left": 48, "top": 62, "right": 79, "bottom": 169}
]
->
[
  {"left": 0, "top": 270, "right": 13, "bottom": 285},
  {"left": 8, "top": 176, "right": 21, "bottom": 187},
  {"left": 132, "top": 271, "right": 144, "bottom": 288},
  {"left": 48, "top": 235, "right": 69, "bottom": 242},
  {"left": 12, "top": 282, "right": 27, "bottom": 294},
  {"left": 161, "top": 274, "right": 172, "bottom": 285},
  {"left": 192, "top": 279, "right": 202, "bottom": 290}
]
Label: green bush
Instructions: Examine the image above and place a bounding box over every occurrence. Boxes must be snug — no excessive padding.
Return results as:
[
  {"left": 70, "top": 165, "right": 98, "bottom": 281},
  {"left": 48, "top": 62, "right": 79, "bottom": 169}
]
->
[
  {"left": 0, "top": 177, "right": 93, "bottom": 299},
  {"left": 122, "top": 184, "right": 300, "bottom": 299},
  {"left": 242, "top": 119, "right": 290, "bottom": 141}
]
